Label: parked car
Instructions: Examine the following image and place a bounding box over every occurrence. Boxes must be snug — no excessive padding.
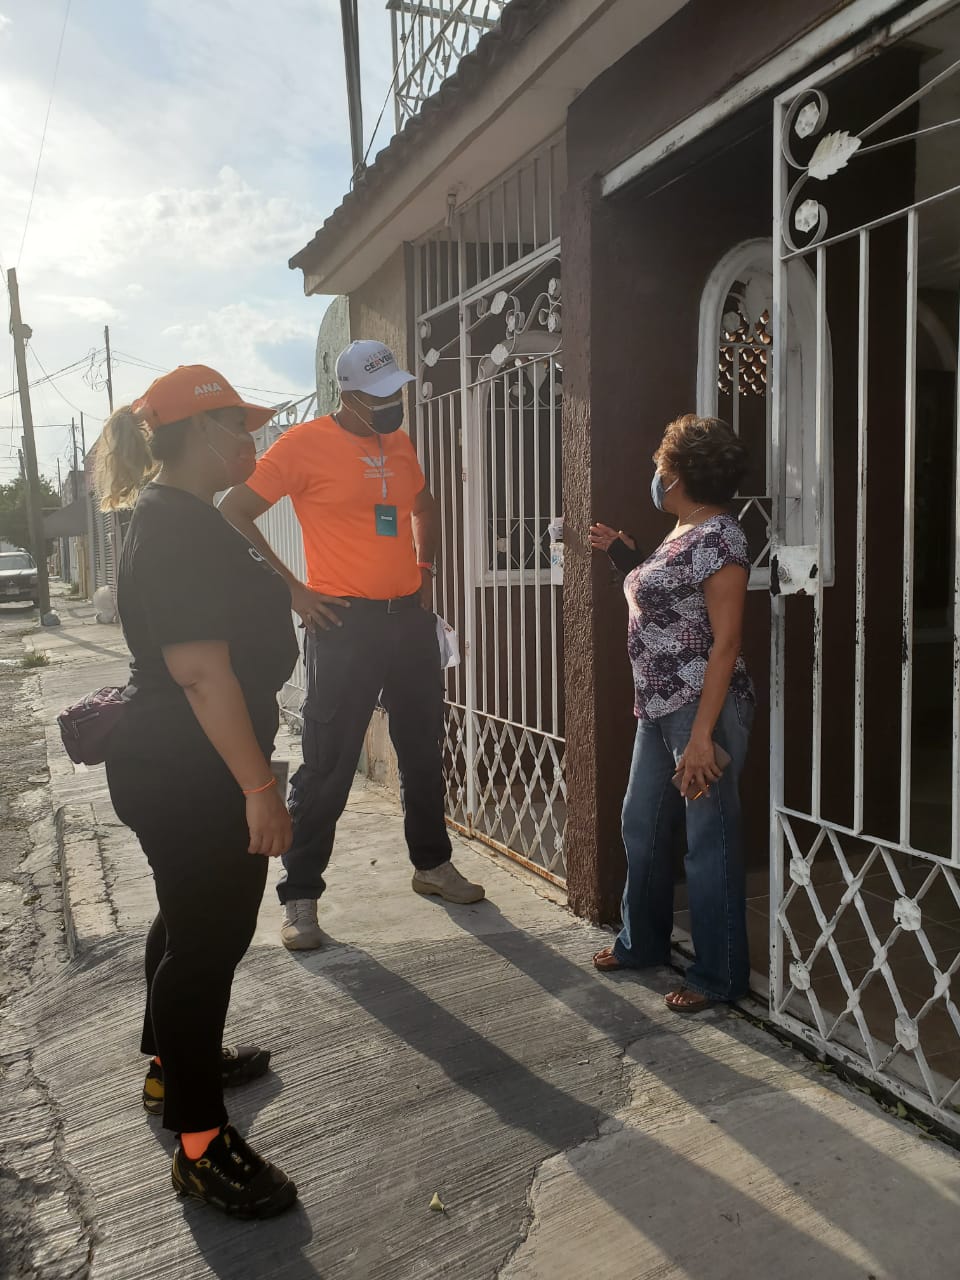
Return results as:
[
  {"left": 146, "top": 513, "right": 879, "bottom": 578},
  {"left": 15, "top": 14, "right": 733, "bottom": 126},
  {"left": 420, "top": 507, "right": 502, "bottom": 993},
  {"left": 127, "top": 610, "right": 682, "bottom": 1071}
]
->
[{"left": 0, "top": 550, "right": 39, "bottom": 606}]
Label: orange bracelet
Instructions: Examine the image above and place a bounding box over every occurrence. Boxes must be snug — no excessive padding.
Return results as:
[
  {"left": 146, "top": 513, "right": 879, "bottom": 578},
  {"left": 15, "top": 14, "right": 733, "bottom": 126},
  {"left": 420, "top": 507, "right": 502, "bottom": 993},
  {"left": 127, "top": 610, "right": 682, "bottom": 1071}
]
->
[{"left": 243, "top": 777, "right": 277, "bottom": 797}]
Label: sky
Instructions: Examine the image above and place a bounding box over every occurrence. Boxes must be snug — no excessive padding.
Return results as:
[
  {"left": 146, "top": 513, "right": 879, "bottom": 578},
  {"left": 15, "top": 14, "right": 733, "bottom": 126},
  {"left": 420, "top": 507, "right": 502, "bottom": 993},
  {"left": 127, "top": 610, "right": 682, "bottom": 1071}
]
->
[{"left": 0, "top": 0, "right": 395, "bottom": 486}]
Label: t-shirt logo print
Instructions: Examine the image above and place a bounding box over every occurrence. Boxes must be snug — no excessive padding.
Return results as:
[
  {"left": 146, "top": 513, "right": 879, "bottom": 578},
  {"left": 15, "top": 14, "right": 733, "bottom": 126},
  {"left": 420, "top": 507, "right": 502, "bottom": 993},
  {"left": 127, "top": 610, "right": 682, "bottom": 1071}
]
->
[{"left": 359, "top": 454, "right": 395, "bottom": 482}]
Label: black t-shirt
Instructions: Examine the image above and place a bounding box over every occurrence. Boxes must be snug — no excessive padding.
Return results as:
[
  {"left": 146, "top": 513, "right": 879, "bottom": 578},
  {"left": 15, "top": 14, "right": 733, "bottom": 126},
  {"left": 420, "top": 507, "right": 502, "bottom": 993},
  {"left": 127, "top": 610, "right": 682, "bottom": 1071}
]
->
[{"left": 116, "top": 483, "right": 298, "bottom": 754}]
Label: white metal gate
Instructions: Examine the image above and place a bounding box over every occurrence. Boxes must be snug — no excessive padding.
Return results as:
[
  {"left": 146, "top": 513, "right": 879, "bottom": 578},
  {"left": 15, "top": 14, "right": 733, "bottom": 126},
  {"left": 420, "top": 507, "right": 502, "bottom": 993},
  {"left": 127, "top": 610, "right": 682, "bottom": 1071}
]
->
[
  {"left": 253, "top": 394, "right": 317, "bottom": 717},
  {"left": 770, "top": 0, "right": 960, "bottom": 1129},
  {"left": 413, "top": 139, "right": 568, "bottom": 882}
]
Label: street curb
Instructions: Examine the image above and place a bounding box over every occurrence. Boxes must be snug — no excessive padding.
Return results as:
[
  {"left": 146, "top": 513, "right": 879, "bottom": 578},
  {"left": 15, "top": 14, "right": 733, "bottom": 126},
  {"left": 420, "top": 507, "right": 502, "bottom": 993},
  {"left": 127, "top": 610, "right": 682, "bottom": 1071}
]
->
[{"left": 56, "top": 803, "right": 114, "bottom": 958}]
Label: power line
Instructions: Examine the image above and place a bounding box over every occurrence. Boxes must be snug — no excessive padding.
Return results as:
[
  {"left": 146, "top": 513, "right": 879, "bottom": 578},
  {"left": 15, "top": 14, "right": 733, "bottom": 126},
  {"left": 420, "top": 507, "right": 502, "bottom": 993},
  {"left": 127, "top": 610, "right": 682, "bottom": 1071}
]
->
[
  {"left": 28, "top": 347, "right": 102, "bottom": 419},
  {"left": 0, "top": 351, "right": 98, "bottom": 401},
  {"left": 111, "top": 350, "right": 310, "bottom": 402},
  {"left": 18, "top": 0, "right": 74, "bottom": 265}
]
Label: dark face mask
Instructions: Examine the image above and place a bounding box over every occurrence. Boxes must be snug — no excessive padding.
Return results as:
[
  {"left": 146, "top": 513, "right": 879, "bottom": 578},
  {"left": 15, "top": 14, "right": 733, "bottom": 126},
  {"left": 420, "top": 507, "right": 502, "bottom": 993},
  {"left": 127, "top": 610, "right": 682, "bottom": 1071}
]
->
[
  {"left": 351, "top": 396, "right": 404, "bottom": 435},
  {"left": 370, "top": 401, "right": 404, "bottom": 435}
]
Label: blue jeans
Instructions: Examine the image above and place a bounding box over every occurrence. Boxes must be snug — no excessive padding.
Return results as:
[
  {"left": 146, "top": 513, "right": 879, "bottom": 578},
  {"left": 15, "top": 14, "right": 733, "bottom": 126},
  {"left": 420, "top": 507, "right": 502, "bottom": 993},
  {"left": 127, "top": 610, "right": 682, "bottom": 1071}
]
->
[
  {"left": 614, "top": 692, "right": 753, "bottom": 1002},
  {"left": 277, "top": 601, "right": 451, "bottom": 904}
]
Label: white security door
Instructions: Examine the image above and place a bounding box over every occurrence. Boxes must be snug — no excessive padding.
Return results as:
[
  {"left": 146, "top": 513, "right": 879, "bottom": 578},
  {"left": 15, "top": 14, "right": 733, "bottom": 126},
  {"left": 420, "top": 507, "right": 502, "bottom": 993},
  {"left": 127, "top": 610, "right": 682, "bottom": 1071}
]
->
[{"left": 769, "top": 1, "right": 960, "bottom": 1132}]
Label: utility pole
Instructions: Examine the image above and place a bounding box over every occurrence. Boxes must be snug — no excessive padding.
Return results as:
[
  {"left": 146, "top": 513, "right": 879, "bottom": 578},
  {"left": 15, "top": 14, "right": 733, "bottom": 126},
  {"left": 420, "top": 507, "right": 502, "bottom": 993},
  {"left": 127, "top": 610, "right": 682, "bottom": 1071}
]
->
[
  {"left": 340, "top": 0, "right": 364, "bottom": 178},
  {"left": 18, "top": 450, "right": 32, "bottom": 532},
  {"left": 71, "top": 416, "right": 78, "bottom": 479},
  {"left": 8, "top": 269, "right": 53, "bottom": 621},
  {"left": 79, "top": 411, "right": 86, "bottom": 459},
  {"left": 104, "top": 324, "right": 114, "bottom": 413}
]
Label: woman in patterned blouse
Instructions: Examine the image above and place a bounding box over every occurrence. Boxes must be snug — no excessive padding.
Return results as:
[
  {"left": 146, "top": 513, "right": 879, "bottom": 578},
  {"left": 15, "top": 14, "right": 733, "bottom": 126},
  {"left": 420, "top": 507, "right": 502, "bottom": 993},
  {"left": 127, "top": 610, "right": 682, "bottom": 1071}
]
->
[{"left": 589, "top": 415, "right": 754, "bottom": 1013}]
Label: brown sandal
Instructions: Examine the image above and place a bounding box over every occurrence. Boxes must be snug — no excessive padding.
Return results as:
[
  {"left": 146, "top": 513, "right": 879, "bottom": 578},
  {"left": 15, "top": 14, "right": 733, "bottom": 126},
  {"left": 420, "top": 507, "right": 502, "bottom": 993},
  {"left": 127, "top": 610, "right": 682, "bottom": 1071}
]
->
[
  {"left": 592, "top": 946, "right": 623, "bottom": 972},
  {"left": 664, "top": 987, "right": 716, "bottom": 1014}
]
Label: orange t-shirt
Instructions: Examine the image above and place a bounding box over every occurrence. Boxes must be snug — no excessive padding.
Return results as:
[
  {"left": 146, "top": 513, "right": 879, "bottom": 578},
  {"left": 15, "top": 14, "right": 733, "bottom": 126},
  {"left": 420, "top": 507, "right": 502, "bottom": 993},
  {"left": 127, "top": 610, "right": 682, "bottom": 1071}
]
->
[{"left": 248, "top": 415, "right": 425, "bottom": 599}]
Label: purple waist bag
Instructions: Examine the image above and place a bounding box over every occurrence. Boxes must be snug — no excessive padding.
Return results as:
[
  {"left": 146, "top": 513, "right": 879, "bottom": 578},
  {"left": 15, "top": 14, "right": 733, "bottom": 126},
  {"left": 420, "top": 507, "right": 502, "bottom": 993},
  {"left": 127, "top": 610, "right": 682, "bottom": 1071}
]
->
[{"left": 58, "top": 687, "right": 128, "bottom": 766}]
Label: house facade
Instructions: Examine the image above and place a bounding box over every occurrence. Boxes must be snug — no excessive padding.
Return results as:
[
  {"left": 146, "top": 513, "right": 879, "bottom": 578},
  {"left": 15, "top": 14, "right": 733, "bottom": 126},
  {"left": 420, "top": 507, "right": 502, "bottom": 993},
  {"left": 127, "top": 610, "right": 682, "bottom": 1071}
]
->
[{"left": 287, "top": 0, "right": 960, "bottom": 1132}]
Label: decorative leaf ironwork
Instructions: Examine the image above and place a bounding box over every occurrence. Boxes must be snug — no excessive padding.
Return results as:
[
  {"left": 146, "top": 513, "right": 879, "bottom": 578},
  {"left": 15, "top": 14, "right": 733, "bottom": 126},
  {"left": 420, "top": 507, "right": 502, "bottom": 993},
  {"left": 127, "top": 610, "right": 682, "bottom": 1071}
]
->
[{"left": 807, "top": 130, "right": 862, "bottom": 181}]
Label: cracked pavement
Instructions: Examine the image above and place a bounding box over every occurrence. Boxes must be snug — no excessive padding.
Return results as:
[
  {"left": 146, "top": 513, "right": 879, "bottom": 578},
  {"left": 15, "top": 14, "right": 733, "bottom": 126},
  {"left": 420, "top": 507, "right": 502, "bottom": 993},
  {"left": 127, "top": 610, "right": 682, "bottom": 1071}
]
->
[
  {"left": 3, "top": 591, "right": 960, "bottom": 1279},
  {"left": 0, "top": 603, "right": 95, "bottom": 1280}
]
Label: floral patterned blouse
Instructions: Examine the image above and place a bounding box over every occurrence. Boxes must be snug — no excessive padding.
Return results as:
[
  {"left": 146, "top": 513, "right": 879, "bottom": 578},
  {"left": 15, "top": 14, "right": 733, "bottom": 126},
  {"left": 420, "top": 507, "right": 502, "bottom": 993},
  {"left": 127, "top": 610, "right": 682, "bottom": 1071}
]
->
[{"left": 622, "top": 514, "right": 754, "bottom": 720}]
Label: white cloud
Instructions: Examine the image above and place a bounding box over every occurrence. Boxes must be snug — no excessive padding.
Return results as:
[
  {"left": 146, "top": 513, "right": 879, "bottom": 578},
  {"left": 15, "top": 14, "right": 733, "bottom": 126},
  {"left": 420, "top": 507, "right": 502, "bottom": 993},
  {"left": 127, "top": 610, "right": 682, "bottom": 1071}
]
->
[
  {"left": 24, "top": 166, "right": 316, "bottom": 281},
  {"left": 37, "top": 294, "right": 119, "bottom": 324},
  {"left": 0, "top": 0, "right": 394, "bottom": 478}
]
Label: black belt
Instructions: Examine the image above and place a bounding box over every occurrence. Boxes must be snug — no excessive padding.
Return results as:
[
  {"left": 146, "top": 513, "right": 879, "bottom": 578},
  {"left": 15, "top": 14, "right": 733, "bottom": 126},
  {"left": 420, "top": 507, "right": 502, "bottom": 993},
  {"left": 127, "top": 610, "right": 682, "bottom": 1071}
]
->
[{"left": 343, "top": 592, "right": 421, "bottom": 614}]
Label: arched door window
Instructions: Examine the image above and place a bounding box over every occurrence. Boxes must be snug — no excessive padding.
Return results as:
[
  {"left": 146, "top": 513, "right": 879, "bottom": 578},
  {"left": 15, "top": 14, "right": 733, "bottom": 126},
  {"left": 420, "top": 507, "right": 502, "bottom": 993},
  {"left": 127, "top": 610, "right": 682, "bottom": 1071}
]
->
[{"left": 697, "top": 238, "right": 834, "bottom": 588}]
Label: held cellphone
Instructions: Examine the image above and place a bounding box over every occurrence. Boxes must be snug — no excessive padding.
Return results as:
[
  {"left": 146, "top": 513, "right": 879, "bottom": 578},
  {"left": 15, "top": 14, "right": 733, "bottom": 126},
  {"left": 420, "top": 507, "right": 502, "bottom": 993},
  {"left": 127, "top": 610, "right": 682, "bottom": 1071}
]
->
[{"left": 671, "top": 744, "right": 731, "bottom": 798}]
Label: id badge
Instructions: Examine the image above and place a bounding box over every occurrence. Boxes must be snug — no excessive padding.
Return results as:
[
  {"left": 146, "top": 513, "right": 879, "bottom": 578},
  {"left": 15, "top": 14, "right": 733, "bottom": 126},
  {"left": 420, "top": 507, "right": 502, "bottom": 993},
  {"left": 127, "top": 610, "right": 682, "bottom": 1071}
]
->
[{"left": 375, "top": 503, "right": 398, "bottom": 537}]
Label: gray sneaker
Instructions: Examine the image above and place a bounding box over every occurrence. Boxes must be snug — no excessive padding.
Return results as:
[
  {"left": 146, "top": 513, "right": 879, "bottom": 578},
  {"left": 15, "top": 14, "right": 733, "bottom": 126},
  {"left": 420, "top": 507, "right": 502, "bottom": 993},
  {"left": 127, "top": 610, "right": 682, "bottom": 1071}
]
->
[
  {"left": 280, "top": 899, "right": 324, "bottom": 951},
  {"left": 412, "top": 860, "right": 485, "bottom": 905}
]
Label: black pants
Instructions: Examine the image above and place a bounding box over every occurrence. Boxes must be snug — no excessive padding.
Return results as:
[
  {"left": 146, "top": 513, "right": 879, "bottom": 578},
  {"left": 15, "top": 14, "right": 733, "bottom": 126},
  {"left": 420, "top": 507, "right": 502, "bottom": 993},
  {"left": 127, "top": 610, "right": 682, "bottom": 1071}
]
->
[
  {"left": 107, "top": 717, "right": 270, "bottom": 1133},
  {"left": 277, "top": 599, "right": 452, "bottom": 904}
]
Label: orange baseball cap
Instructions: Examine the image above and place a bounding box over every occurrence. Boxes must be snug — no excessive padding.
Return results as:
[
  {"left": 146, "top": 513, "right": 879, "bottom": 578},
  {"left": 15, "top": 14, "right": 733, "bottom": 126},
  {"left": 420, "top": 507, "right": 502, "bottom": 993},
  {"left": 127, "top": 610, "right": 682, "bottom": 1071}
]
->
[{"left": 131, "top": 364, "right": 276, "bottom": 433}]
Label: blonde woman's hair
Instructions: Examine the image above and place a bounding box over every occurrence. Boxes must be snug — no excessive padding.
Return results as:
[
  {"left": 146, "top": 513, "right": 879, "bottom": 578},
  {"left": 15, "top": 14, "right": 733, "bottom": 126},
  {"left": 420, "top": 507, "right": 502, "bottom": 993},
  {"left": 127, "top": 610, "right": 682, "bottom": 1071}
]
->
[{"left": 95, "top": 407, "right": 190, "bottom": 511}]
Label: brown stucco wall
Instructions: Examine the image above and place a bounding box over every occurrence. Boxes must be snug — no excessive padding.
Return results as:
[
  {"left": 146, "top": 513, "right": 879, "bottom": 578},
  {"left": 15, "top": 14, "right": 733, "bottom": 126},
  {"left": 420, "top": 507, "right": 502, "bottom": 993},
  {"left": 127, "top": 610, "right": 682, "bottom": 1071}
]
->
[
  {"left": 562, "top": 115, "right": 776, "bottom": 924},
  {"left": 566, "top": 0, "right": 858, "bottom": 186},
  {"left": 560, "top": 22, "right": 921, "bottom": 924}
]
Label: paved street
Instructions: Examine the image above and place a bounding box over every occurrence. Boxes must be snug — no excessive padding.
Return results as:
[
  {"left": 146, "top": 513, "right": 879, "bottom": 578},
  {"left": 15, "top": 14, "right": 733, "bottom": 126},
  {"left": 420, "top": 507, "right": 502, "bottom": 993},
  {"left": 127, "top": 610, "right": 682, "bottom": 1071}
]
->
[{"left": 2, "top": 587, "right": 960, "bottom": 1279}]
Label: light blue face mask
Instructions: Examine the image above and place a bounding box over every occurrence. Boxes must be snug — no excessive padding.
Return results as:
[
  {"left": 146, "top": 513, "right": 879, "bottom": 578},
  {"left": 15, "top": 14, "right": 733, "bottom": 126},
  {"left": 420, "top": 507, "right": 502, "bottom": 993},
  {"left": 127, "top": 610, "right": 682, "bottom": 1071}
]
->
[{"left": 651, "top": 471, "right": 678, "bottom": 511}]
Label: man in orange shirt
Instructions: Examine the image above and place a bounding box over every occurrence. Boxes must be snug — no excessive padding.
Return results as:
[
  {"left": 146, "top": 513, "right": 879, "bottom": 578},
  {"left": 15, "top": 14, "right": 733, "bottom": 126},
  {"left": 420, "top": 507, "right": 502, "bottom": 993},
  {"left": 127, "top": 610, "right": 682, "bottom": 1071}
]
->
[{"left": 220, "top": 341, "right": 483, "bottom": 949}]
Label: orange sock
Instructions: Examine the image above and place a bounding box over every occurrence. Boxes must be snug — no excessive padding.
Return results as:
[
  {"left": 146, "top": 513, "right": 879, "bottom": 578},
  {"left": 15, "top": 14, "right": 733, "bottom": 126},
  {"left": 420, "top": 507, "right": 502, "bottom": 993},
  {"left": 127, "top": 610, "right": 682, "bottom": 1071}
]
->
[{"left": 181, "top": 1128, "right": 220, "bottom": 1160}]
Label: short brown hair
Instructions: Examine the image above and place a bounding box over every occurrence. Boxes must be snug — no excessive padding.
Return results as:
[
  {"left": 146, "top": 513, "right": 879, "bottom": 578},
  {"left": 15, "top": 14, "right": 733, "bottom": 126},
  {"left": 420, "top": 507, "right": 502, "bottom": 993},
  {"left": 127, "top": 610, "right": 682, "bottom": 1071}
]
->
[{"left": 654, "top": 415, "right": 748, "bottom": 505}]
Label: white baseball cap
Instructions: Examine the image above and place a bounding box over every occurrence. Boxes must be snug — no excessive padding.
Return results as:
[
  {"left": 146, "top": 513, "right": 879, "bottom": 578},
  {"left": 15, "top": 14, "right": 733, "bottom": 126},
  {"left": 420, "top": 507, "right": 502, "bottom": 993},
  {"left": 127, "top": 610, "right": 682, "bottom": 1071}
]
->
[{"left": 335, "top": 340, "right": 415, "bottom": 399}]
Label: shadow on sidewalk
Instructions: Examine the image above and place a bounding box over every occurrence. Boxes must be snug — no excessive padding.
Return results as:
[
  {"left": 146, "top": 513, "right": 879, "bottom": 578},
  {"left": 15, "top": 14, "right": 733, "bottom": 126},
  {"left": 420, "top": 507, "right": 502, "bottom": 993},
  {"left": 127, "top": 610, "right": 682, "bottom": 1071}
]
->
[
  {"left": 180, "top": 1199, "right": 320, "bottom": 1280},
  {"left": 45, "top": 626, "right": 128, "bottom": 664},
  {"left": 278, "top": 895, "right": 959, "bottom": 1276},
  {"left": 429, "top": 897, "right": 960, "bottom": 1270}
]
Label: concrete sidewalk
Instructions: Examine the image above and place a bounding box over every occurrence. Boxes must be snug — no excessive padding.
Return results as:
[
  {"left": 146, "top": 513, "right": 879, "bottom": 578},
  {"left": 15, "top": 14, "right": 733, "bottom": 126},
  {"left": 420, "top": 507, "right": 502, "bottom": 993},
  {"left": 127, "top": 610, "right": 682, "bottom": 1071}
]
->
[{"left": 20, "top": 594, "right": 960, "bottom": 1279}]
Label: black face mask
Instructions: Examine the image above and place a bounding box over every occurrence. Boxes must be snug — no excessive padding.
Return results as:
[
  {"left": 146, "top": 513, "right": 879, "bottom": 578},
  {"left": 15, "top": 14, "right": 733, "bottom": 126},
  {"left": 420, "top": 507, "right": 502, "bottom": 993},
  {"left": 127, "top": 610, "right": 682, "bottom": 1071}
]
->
[{"left": 370, "top": 402, "right": 404, "bottom": 435}]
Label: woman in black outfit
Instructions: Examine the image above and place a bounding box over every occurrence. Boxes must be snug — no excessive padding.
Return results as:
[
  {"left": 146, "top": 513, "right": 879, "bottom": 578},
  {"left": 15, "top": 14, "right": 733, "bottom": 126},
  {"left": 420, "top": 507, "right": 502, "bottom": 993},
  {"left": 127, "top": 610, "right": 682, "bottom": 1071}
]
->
[{"left": 98, "top": 365, "right": 300, "bottom": 1218}]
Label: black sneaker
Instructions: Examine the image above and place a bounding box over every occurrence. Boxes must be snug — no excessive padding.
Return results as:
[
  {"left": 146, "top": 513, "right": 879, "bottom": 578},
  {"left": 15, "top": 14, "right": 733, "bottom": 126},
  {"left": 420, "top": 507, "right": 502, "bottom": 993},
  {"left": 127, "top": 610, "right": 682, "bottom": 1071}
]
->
[
  {"left": 171, "top": 1125, "right": 298, "bottom": 1219},
  {"left": 142, "top": 1045, "right": 271, "bottom": 1115}
]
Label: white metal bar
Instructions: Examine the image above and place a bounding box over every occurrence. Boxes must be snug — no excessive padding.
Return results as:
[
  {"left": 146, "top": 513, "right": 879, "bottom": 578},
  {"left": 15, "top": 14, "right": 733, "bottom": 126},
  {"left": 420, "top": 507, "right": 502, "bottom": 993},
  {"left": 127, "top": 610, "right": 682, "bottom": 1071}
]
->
[
  {"left": 547, "top": 144, "right": 555, "bottom": 241},
  {"left": 503, "top": 367, "right": 515, "bottom": 721},
  {"left": 457, "top": 701, "right": 565, "bottom": 741},
  {"left": 603, "top": 0, "right": 955, "bottom": 199},
  {"left": 853, "top": 230, "right": 870, "bottom": 834},
  {"left": 764, "top": 341, "right": 773, "bottom": 496},
  {"left": 490, "top": 378, "right": 501, "bottom": 719},
  {"left": 731, "top": 351, "right": 740, "bottom": 435},
  {"left": 487, "top": 192, "right": 494, "bottom": 282},
  {"left": 901, "top": 210, "right": 919, "bottom": 848},
  {"left": 532, "top": 356, "right": 544, "bottom": 732},
  {"left": 516, "top": 168, "right": 523, "bottom": 262},
  {"left": 810, "top": 246, "right": 827, "bottom": 820},
  {"left": 953, "top": 286, "right": 960, "bottom": 865},
  {"left": 549, "top": 356, "right": 560, "bottom": 733},
  {"left": 532, "top": 154, "right": 540, "bottom": 253},
  {"left": 457, "top": 233, "right": 479, "bottom": 828},
  {"left": 784, "top": 180, "right": 960, "bottom": 263},
  {"left": 517, "top": 363, "right": 528, "bottom": 731},
  {"left": 450, "top": 394, "right": 463, "bottom": 704},
  {"left": 435, "top": 396, "right": 448, "bottom": 621},
  {"left": 460, "top": 240, "right": 561, "bottom": 306},
  {"left": 500, "top": 178, "right": 508, "bottom": 273},
  {"left": 774, "top": 806, "right": 956, "bottom": 868},
  {"left": 769, "top": 93, "right": 789, "bottom": 1017}
]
